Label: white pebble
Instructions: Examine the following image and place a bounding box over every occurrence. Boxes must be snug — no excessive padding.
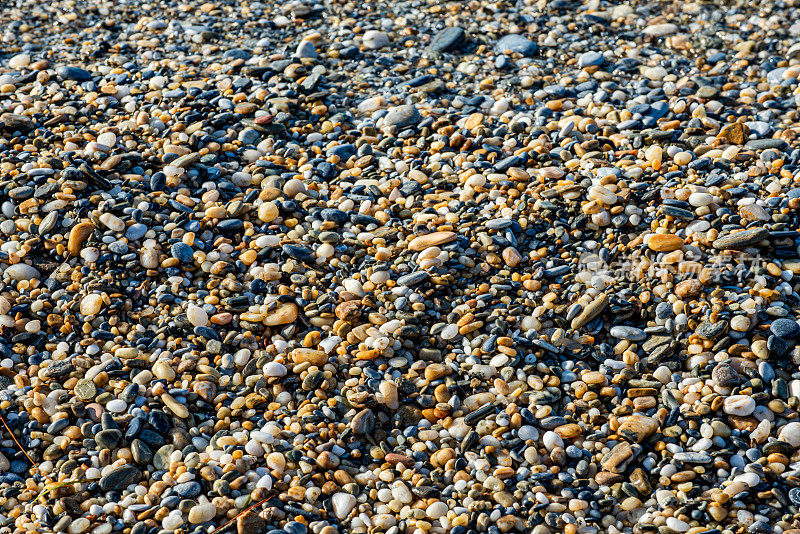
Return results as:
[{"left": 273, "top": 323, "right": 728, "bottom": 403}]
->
[
  {"left": 723, "top": 395, "right": 756, "bottom": 416},
  {"left": 186, "top": 304, "right": 209, "bottom": 327},
  {"left": 362, "top": 30, "right": 389, "bottom": 49}
]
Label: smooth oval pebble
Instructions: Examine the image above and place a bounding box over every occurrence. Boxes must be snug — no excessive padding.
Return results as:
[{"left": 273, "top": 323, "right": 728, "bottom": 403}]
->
[
  {"left": 4, "top": 263, "right": 40, "bottom": 281},
  {"left": 609, "top": 325, "right": 647, "bottom": 341},
  {"left": 648, "top": 233, "right": 683, "bottom": 252},
  {"left": 188, "top": 503, "right": 216, "bottom": 524},
  {"left": 723, "top": 395, "right": 756, "bottom": 416}
]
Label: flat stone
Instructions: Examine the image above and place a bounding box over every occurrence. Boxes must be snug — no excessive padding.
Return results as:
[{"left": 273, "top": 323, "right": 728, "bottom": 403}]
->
[
  {"left": 648, "top": 233, "right": 683, "bottom": 252},
  {"left": 745, "top": 139, "right": 788, "bottom": 151},
  {"left": 724, "top": 395, "right": 756, "bottom": 416},
  {"left": 739, "top": 203, "right": 771, "bottom": 222},
  {"left": 712, "top": 227, "right": 769, "bottom": 249},
  {"left": 609, "top": 325, "right": 646, "bottom": 341},
  {"left": 0, "top": 113, "right": 34, "bottom": 133},
  {"left": 56, "top": 65, "right": 92, "bottom": 81},
  {"left": 408, "top": 231, "right": 457, "bottom": 251},
  {"left": 600, "top": 441, "right": 633, "bottom": 473},
  {"left": 428, "top": 27, "right": 466, "bottom": 53},
  {"left": 494, "top": 34, "right": 538, "bottom": 56},
  {"left": 577, "top": 51, "right": 604, "bottom": 67},
  {"left": 397, "top": 271, "right": 430, "bottom": 286},
  {"left": 711, "top": 362, "right": 741, "bottom": 387},
  {"left": 382, "top": 104, "right": 422, "bottom": 129},
  {"left": 99, "top": 465, "right": 141, "bottom": 492},
  {"left": 643, "top": 335, "right": 672, "bottom": 352},
  {"left": 643, "top": 23, "right": 678, "bottom": 36},
  {"left": 672, "top": 451, "right": 712, "bottom": 464}
]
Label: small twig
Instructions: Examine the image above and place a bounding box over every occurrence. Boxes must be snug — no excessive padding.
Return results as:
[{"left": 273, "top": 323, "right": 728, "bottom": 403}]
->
[
  {"left": 210, "top": 496, "right": 271, "bottom": 534},
  {"left": 0, "top": 412, "right": 36, "bottom": 465},
  {"left": 35, "top": 478, "right": 89, "bottom": 502}
]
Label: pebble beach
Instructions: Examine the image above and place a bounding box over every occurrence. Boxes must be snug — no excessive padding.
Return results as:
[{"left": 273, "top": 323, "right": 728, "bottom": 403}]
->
[{"left": 2, "top": 0, "right": 800, "bottom": 534}]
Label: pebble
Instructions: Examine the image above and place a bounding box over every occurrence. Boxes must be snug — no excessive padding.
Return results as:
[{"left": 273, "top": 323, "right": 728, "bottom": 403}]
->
[
  {"left": 577, "top": 51, "right": 604, "bottom": 68},
  {"left": 712, "top": 363, "right": 742, "bottom": 387},
  {"left": 4, "top": 263, "right": 39, "bottom": 281},
  {"left": 643, "top": 23, "right": 678, "bottom": 36},
  {"left": 8, "top": 54, "right": 30, "bottom": 69},
  {"left": 362, "top": 30, "right": 389, "bottom": 49},
  {"left": 609, "top": 325, "right": 647, "bottom": 341},
  {"left": 712, "top": 227, "right": 770, "bottom": 249},
  {"left": 771, "top": 318, "right": 800, "bottom": 338},
  {"left": 188, "top": 502, "right": 216, "bottom": 524},
  {"left": 332, "top": 493, "right": 357, "bottom": 519},
  {"left": 99, "top": 465, "right": 141, "bottom": 492},
  {"left": 428, "top": 27, "right": 466, "bottom": 54},
  {"left": 571, "top": 293, "right": 609, "bottom": 330},
  {"left": 382, "top": 104, "right": 422, "bottom": 129},
  {"left": 724, "top": 395, "right": 757, "bottom": 416},
  {"left": 494, "top": 34, "right": 538, "bottom": 56},
  {"left": 779, "top": 423, "right": 800, "bottom": 447},
  {"left": 56, "top": 65, "right": 91, "bottom": 81}
]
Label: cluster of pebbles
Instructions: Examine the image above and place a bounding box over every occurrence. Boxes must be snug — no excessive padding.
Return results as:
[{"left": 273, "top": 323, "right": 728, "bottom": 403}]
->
[{"left": 3, "top": 0, "right": 800, "bottom": 533}]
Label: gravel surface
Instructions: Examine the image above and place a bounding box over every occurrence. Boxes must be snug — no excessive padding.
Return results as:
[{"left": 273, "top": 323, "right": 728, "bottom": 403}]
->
[{"left": 2, "top": 1, "right": 800, "bottom": 534}]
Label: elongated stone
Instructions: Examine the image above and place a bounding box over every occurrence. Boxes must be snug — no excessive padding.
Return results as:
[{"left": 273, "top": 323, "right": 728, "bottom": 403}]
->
[
  {"left": 68, "top": 221, "right": 95, "bottom": 255},
  {"left": 408, "top": 231, "right": 457, "bottom": 251},
  {"left": 712, "top": 227, "right": 769, "bottom": 249},
  {"left": 263, "top": 303, "right": 298, "bottom": 325},
  {"left": 161, "top": 393, "right": 189, "bottom": 418},
  {"left": 571, "top": 293, "right": 608, "bottom": 330}
]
